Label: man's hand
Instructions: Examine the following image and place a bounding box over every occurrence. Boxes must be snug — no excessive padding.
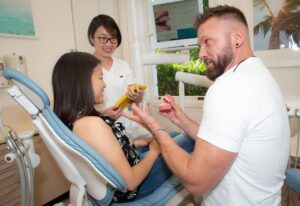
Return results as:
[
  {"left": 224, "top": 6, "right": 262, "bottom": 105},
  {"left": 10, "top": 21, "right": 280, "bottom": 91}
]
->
[
  {"left": 123, "top": 103, "right": 161, "bottom": 133},
  {"left": 159, "top": 95, "right": 188, "bottom": 127}
]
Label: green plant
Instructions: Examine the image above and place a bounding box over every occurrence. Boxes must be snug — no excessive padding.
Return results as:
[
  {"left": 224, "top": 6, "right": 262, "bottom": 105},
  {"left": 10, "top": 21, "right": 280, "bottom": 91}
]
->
[{"left": 156, "top": 48, "right": 208, "bottom": 96}]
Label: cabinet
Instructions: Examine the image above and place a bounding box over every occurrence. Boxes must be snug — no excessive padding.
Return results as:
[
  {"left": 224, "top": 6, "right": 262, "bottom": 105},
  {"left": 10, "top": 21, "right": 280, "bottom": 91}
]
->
[{"left": 0, "top": 141, "right": 20, "bottom": 206}]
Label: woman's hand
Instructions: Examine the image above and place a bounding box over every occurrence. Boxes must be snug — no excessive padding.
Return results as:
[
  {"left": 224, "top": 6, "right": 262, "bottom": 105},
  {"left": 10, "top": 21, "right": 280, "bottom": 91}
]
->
[
  {"left": 102, "top": 105, "right": 122, "bottom": 119},
  {"left": 133, "top": 137, "right": 154, "bottom": 147}
]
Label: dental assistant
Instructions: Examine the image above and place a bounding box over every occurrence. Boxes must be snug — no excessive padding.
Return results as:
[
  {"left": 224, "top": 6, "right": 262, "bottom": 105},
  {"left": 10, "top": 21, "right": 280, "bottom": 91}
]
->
[{"left": 87, "top": 14, "right": 147, "bottom": 138}]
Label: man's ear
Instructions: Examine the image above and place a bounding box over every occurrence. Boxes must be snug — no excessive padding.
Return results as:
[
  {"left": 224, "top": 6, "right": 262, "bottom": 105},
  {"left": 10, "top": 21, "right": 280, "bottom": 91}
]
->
[{"left": 231, "top": 28, "right": 245, "bottom": 48}]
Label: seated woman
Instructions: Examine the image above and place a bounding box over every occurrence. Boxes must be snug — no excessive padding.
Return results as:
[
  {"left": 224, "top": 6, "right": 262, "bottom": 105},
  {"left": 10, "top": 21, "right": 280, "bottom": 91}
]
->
[{"left": 51, "top": 52, "right": 194, "bottom": 203}]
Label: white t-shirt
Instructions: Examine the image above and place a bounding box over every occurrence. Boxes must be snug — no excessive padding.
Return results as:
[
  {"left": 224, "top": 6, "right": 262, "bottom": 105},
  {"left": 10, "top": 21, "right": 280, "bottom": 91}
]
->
[
  {"left": 102, "top": 57, "right": 150, "bottom": 138},
  {"left": 198, "top": 57, "right": 290, "bottom": 206}
]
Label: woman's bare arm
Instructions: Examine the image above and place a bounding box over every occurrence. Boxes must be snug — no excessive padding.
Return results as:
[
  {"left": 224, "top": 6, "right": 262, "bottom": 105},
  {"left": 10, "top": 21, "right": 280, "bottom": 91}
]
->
[{"left": 73, "top": 116, "right": 160, "bottom": 190}]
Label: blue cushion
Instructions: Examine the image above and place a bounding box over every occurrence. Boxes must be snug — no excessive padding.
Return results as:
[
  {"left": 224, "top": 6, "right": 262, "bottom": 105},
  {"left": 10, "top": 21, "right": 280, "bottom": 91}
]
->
[
  {"left": 3, "top": 68, "right": 50, "bottom": 107},
  {"left": 88, "top": 187, "right": 115, "bottom": 206},
  {"left": 285, "top": 168, "right": 300, "bottom": 194},
  {"left": 111, "top": 175, "right": 183, "bottom": 206}
]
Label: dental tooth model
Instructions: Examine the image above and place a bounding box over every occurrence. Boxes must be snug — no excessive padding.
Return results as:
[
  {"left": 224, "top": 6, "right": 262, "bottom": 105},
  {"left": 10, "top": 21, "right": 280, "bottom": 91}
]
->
[
  {"left": 159, "top": 94, "right": 174, "bottom": 113},
  {"left": 114, "top": 84, "right": 148, "bottom": 110}
]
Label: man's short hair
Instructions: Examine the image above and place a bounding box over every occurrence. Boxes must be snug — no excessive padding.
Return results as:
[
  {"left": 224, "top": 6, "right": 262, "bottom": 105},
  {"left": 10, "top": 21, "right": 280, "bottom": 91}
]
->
[{"left": 195, "top": 5, "right": 248, "bottom": 29}]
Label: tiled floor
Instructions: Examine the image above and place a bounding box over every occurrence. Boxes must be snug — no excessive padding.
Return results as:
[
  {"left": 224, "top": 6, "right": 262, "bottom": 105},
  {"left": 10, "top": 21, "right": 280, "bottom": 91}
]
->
[{"left": 282, "top": 186, "right": 300, "bottom": 206}]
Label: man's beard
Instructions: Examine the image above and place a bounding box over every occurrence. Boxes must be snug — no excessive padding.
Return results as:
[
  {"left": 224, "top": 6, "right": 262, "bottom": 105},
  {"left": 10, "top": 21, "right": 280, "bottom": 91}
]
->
[{"left": 205, "top": 46, "right": 233, "bottom": 81}]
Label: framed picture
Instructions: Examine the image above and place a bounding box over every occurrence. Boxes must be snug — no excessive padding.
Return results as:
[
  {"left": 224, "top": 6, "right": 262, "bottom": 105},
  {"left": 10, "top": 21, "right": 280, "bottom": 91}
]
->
[
  {"left": 0, "top": 0, "right": 36, "bottom": 38},
  {"left": 252, "top": 0, "right": 300, "bottom": 68}
]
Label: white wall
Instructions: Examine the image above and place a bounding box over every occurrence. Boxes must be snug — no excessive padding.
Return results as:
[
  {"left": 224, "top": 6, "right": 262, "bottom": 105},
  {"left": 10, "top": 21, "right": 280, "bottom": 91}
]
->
[
  {"left": 0, "top": 0, "right": 74, "bottom": 107},
  {"left": 72, "top": 0, "right": 122, "bottom": 56}
]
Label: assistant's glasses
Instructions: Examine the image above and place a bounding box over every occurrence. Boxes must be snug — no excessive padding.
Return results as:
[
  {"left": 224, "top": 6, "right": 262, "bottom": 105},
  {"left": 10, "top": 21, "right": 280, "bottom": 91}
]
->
[{"left": 97, "top": 37, "right": 118, "bottom": 44}]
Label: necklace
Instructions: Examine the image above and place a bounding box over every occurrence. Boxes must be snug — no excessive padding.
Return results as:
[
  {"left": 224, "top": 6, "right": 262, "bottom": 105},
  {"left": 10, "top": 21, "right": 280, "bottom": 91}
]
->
[
  {"left": 232, "top": 56, "right": 255, "bottom": 72},
  {"left": 233, "top": 59, "right": 247, "bottom": 72}
]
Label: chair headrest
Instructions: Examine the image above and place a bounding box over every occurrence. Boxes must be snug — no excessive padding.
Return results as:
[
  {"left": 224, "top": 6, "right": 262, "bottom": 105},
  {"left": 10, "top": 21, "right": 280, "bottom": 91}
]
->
[{"left": 3, "top": 68, "right": 50, "bottom": 109}]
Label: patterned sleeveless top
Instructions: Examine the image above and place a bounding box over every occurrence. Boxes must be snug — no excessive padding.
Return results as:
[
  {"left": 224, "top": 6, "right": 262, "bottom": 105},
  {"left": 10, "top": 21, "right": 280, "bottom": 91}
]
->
[
  {"left": 70, "top": 114, "right": 141, "bottom": 202},
  {"left": 98, "top": 114, "right": 141, "bottom": 202}
]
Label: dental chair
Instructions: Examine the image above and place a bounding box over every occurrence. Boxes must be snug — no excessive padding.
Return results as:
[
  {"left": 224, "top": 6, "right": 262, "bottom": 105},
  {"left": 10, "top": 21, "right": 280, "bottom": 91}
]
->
[
  {"left": 3, "top": 68, "right": 186, "bottom": 206},
  {"left": 285, "top": 99, "right": 300, "bottom": 194}
]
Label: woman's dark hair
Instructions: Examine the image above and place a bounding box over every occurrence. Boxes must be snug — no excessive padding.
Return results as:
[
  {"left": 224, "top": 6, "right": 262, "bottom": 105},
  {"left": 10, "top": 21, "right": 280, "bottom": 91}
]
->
[
  {"left": 52, "top": 52, "right": 100, "bottom": 127},
  {"left": 87, "top": 14, "right": 122, "bottom": 47},
  {"left": 195, "top": 5, "right": 248, "bottom": 29}
]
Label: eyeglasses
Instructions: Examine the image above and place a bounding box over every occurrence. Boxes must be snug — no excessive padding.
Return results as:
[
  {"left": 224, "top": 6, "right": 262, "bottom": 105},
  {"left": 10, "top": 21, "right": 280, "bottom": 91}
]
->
[{"left": 97, "top": 37, "right": 118, "bottom": 44}]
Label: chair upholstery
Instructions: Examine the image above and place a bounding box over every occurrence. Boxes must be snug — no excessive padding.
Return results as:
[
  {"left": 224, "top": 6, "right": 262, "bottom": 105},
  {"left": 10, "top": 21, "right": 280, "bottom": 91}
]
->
[
  {"left": 285, "top": 168, "right": 300, "bottom": 194},
  {"left": 3, "top": 68, "right": 185, "bottom": 206},
  {"left": 285, "top": 101, "right": 300, "bottom": 194}
]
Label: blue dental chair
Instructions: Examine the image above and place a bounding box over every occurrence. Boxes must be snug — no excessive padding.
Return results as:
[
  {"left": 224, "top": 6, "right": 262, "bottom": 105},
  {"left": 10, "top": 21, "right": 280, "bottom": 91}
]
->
[
  {"left": 3, "top": 68, "right": 187, "bottom": 206},
  {"left": 285, "top": 103, "right": 300, "bottom": 194},
  {"left": 285, "top": 168, "right": 300, "bottom": 193}
]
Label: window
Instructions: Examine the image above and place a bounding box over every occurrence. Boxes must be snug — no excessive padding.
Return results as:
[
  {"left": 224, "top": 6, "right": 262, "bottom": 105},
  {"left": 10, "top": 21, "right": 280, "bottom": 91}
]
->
[
  {"left": 148, "top": 0, "right": 209, "bottom": 97},
  {"left": 154, "top": 47, "right": 208, "bottom": 96}
]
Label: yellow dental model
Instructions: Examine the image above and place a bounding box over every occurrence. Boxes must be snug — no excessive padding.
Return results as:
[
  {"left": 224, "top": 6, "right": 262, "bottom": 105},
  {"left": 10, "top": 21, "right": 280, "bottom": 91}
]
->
[{"left": 114, "top": 84, "right": 147, "bottom": 110}]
